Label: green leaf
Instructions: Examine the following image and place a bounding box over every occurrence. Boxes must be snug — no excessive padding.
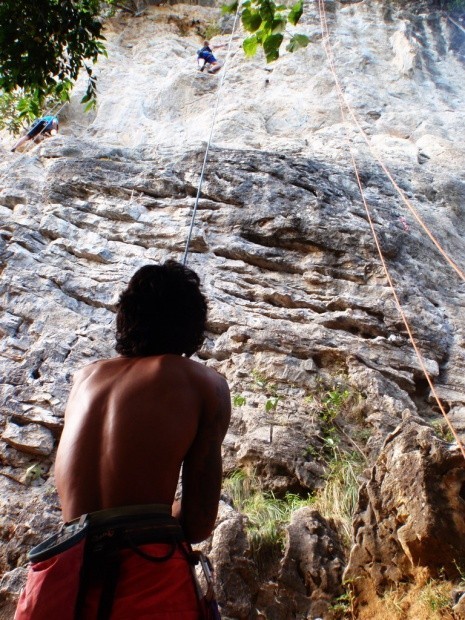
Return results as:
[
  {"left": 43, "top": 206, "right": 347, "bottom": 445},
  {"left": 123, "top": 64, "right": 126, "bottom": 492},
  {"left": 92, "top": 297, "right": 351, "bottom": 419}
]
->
[
  {"left": 95, "top": 42, "right": 108, "bottom": 57},
  {"left": 83, "top": 99, "right": 96, "bottom": 112},
  {"left": 259, "top": 0, "right": 275, "bottom": 24},
  {"left": 241, "top": 8, "right": 262, "bottom": 32},
  {"left": 55, "top": 81, "right": 72, "bottom": 102},
  {"left": 263, "top": 32, "right": 283, "bottom": 62},
  {"left": 271, "top": 17, "right": 286, "bottom": 33},
  {"left": 286, "top": 33, "right": 310, "bottom": 53},
  {"left": 243, "top": 35, "right": 259, "bottom": 56},
  {"left": 265, "top": 397, "right": 279, "bottom": 412},
  {"left": 233, "top": 394, "right": 247, "bottom": 407},
  {"left": 265, "top": 48, "right": 280, "bottom": 63},
  {"left": 221, "top": 1, "right": 238, "bottom": 14},
  {"left": 288, "top": 0, "right": 303, "bottom": 25},
  {"left": 263, "top": 32, "right": 283, "bottom": 53}
]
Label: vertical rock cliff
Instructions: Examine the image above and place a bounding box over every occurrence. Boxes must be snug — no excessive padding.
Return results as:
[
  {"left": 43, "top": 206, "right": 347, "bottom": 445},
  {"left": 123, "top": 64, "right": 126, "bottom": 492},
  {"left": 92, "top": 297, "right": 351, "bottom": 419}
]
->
[{"left": 1, "top": 1, "right": 465, "bottom": 617}]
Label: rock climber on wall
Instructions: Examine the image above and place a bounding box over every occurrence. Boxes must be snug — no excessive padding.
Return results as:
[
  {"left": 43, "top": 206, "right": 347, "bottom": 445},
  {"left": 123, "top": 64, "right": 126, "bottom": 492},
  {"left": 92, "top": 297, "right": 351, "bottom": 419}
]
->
[
  {"left": 11, "top": 116, "right": 59, "bottom": 152},
  {"left": 197, "top": 41, "right": 222, "bottom": 74}
]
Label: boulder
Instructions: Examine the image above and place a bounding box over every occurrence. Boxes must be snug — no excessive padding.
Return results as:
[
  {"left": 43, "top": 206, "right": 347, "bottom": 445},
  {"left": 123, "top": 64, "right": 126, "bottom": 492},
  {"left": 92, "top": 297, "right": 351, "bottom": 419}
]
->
[
  {"left": 2, "top": 422, "right": 54, "bottom": 457},
  {"left": 345, "top": 414, "right": 465, "bottom": 606},
  {"left": 277, "top": 508, "right": 345, "bottom": 619}
]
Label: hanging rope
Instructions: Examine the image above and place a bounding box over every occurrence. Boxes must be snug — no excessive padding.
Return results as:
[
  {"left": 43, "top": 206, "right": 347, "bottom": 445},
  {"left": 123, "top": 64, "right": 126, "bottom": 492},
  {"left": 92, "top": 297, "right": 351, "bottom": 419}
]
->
[
  {"left": 181, "top": 6, "right": 241, "bottom": 267},
  {"left": 448, "top": 15, "right": 465, "bottom": 35},
  {"left": 317, "top": 0, "right": 465, "bottom": 460}
]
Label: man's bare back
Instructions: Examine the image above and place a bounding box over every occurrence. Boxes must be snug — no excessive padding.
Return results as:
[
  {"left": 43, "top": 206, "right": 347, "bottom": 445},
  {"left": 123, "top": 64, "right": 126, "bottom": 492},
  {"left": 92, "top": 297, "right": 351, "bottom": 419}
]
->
[{"left": 55, "top": 354, "right": 230, "bottom": 543}]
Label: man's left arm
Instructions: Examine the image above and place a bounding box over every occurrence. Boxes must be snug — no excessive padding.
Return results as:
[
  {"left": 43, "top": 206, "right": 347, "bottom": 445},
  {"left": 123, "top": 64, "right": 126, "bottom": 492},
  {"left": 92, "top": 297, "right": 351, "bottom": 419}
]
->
[{"left": 177, "top": 376, "right": 231, "bottom": 543}]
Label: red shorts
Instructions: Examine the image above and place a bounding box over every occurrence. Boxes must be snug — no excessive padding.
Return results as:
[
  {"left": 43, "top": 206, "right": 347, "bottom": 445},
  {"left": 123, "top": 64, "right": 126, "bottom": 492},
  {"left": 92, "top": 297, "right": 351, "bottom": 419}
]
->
[
  {"left": 16, "top": 542, "right": 201, "bottom": 620},
  {"left": 83, "top": 543, "right": 201, "bottom": 619}
]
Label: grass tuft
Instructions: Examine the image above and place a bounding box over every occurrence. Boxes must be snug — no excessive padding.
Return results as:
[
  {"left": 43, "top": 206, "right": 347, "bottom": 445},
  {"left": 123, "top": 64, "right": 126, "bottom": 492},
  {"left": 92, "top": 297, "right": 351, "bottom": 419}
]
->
[
  {"left": 223, "top": 470, "right": 313, "bottom": 566},
  {"left": 313, "top": 444, "right": 364, "bottom": 546}
]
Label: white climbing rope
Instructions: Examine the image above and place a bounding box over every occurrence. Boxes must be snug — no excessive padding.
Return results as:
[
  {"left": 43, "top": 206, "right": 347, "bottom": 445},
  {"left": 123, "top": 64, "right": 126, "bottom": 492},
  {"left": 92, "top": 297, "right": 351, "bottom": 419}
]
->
[
  {"left": 181, "top": 5, "right": 241, "bottom": 266},
  {"left": 448, "top": 15, "right": 465, "bottom": 35}
]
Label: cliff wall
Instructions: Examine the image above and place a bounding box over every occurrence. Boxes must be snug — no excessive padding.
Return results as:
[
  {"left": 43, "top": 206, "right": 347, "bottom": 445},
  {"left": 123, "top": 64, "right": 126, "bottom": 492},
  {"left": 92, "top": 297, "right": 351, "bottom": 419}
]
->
[{"left": 1, "top": 1, "right": 465, "bottom": 617}]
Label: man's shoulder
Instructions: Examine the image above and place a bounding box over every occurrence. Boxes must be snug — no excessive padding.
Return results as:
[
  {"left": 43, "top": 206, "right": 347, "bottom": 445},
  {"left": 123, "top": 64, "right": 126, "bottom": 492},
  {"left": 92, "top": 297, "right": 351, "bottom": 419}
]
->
[
  {"left": 159, "top": 355, "right": 225, "bottom": 383},
  {"left": 73, "top": 358, "right": 108, "bottom": 380},
  {"left": 157, "top": 357, "right": 229, "bottom": 399},
  {"left": 185, "top": 359, "right": 230, "bottom": 412}
]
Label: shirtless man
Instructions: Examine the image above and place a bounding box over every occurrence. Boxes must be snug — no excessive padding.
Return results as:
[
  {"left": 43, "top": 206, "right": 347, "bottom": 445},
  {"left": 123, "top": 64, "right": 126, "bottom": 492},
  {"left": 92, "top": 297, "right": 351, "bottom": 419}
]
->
[{"left": 17, "top": 261, "right": 230, "bottom": 619}]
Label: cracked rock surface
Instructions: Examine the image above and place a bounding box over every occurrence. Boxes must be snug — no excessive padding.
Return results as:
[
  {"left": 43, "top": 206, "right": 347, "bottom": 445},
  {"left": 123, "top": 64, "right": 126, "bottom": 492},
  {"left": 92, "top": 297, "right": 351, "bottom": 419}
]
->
[{"left": 1, "top": 1, "right": 465, "bottom": 617}]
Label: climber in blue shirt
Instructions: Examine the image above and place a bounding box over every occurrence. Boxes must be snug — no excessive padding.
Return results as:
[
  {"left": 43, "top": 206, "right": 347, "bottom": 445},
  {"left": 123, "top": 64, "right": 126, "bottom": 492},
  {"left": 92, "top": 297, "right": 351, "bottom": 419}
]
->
[
  {"left": 197, "top": 41, "right": 222, "bottom": 74},
  {"left": 12, "top": 115, "right": 59, "bottom": 152}
]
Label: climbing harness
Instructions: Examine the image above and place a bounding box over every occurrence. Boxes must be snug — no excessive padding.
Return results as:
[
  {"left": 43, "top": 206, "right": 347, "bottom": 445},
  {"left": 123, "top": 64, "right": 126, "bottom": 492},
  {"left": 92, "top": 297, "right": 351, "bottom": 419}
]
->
[
  {"left": 15, "top": 504, "right": 211, "bottom": 620},
  {"left": 317, "top": 0, "right": 465, "bottom": 460},
  {"left": 181, "top": 6, "right": 241, "bottom": 266}
]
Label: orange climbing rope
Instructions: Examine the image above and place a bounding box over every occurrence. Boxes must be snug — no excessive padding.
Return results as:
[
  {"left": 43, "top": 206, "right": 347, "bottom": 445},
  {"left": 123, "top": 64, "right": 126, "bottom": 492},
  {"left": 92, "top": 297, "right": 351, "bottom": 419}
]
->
[{"left": 316, "top": 0, "right": 465, "bottom": 460}]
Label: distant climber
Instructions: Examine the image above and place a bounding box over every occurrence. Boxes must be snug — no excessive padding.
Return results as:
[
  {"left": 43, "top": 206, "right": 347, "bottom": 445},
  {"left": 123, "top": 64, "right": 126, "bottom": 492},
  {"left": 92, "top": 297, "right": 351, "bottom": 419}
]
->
[
  {"left": 197, "top": 41, "right": 222, "bottom": 74},
  {"left": 11, "top": 115, "right": 59, "bottom": 152}
]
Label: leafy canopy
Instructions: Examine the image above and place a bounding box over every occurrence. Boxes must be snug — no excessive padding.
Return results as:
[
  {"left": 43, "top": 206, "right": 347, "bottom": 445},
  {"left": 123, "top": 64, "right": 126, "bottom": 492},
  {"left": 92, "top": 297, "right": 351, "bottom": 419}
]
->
[
  {"left": 0, "top": 0, "right": 104, "bottom": 96},
  {"left": 0, "top": 0, "right": 105, "bottom": 132},
  {"left": 223, "top": 0, "right": 309, "bottom": 63}
]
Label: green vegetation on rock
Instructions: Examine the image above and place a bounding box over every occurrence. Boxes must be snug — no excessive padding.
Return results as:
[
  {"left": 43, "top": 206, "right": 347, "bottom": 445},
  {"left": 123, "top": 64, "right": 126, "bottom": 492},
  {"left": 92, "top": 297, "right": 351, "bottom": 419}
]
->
[{"left": 224, "top": 469, "right": 312, "bottom": 566}]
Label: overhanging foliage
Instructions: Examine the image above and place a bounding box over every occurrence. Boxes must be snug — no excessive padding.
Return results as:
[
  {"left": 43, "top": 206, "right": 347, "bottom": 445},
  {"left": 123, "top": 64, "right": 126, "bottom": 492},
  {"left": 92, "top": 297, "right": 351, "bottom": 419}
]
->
[
  {"left": 0, "top": 0, "right": 105, "bottom": 100},
  {"left": 0, "top": 0, "right": 107, "bottom": 132},
  {"left": 224, "top": 0, "right": 309, "bottom": 63}
]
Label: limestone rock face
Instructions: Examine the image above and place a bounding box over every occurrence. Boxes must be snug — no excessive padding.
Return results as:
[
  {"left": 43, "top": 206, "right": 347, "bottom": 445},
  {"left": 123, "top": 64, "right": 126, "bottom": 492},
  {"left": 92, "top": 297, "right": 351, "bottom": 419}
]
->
[
  {"left": 278, "top": 508, "right": 345, "bottom": 619},
  {"left": 196, "top": 503, "right": 344, "bottom": 619},
  {"left": 0, "top": 479, "right": 61, "bottom": 611},
  {"left": 1, "top": 0, "right": 465, "bottom": 616},
  {"left": 2, "top": 422, "right": 54, "bottom": 457},
  {"left": 345, "top": 415, "right": 465, "bottom": 601},
  {"left": 196, "top": 502, "right": 259, "bottom": 619}
]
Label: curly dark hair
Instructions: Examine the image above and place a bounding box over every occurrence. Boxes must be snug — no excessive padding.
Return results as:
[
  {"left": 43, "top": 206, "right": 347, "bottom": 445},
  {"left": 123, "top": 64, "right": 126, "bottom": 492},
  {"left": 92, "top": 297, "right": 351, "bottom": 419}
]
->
[{"left": 115, "top": 261, "right": 207, "bottom": 357}]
